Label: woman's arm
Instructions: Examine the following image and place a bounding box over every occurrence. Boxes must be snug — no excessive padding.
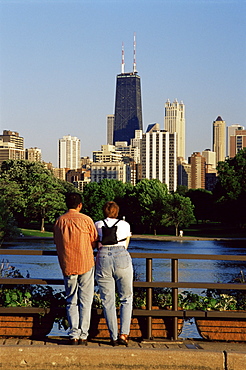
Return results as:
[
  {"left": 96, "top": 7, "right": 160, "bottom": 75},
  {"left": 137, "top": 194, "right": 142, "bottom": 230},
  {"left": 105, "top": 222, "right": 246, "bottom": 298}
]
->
[{"left": 125, "top": 236, "right": 131, "bottom": 249}]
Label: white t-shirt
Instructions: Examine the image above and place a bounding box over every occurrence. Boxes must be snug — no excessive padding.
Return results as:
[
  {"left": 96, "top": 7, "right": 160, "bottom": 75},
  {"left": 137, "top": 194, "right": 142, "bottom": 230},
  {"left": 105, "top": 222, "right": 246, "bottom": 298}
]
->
[{"left": 95, "top": 217, "right": 131, "bottom": 249}]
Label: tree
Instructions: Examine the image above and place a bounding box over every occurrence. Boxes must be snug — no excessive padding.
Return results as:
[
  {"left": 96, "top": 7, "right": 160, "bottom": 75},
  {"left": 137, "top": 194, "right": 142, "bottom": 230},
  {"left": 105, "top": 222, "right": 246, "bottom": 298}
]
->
[
  {"left": 213, "top": 148, "right": 246, "bottom": 227},
  {"left": 186, "top": 188, "right": 214, "bottom": 223},
  {"left": 161, "top": 193, "right": 196, "bottom": 236},
  {"left": 25, "top": 175, "right": 66, "bottom": 231},
  {"left": 0, "top": 178, "right": 26, "bottom": 217},
  {"left": 0, "top": 178, "right": 26, "bottom": 240},
  {"left": 175, "top": 185, "right": 188, "bottom": 197},
  {"left": 129, "top": 179, "right": 169, "bottom": 234},
  {"left": 0, "top": 198, "right": 19, "bottom": 242},
  {"left": 0, "top": 160, "right": 70, "bottom": 230},
  {"left": 82, "top": 179, "right": 129, "bottom": 221},
  {"left": 81, "top": 182, "right": 105, "bottom": 221}
]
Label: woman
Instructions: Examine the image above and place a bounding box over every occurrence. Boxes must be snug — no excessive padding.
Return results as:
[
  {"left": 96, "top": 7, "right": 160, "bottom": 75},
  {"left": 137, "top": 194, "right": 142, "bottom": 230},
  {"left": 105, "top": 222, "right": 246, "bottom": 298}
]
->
[{"left": 95, "top": 201, "right": 133, "bottom": 346}]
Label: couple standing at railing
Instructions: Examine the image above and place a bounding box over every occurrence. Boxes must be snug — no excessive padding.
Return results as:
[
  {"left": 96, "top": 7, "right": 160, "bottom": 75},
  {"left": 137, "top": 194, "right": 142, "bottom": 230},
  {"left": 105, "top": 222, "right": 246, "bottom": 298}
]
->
[{"left": 53, "top": 193, "right": 133, "bottom": 346}]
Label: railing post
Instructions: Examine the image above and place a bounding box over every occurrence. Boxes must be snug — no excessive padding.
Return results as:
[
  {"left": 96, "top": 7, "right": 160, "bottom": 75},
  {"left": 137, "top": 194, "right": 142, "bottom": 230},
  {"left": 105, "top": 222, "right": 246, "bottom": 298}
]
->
[
  {"left": 146, "top": 258, "right": 153, "bottom": 340},
  {"left": 171, "top": 258, "right": 178, "bottom": 340}
]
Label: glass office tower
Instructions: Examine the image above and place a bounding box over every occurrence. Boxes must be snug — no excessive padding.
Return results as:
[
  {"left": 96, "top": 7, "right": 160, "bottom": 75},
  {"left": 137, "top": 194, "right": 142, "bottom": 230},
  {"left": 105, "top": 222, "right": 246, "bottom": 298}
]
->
[{"left": 113, "top": 72, "right": 143, "bottom": 144}]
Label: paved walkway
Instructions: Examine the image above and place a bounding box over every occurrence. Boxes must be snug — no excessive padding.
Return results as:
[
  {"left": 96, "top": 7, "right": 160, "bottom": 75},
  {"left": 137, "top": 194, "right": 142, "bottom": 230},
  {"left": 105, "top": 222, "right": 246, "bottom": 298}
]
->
[{"left": 1, "top": 337, "right": 246, "bottom": 370}]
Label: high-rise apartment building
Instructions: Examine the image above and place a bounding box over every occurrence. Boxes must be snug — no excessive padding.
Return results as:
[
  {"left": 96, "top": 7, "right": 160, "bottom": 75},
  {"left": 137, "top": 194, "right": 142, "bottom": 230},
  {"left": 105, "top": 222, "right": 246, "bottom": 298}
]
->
[
  {"left": 177, "top": 158, "right": 191, "bottom": 188},
  {"left": 92, "top": 144, "right": 135, "bottom": 184},
  {"left": 0, "top": 130, "right": 25, "bottom": 166},
  {"left": 115, "top": 141, "right": 141, "bottom": 164},
  {"left": 227, "top": 124, "right": 245, "bottom": 157},
  {"left": 189, "top": 152, "right": 206, "bottom": 189},
  {"left": 25, "top": 147, "right": 42, "bottom": 162},
  {"left": 164, "top": 99, "right": 185, "bottom": 159},
  {"left": 213, "top": 116, "right": 226, "bottom": 164},
  {"left": 53, "top": 167, "right": 66, "bottom": 181},
  {"left": 202, "top": 149, "right": 216, "bottom": 169},
  {"left": 0, "top": 130, "right": 24, "bottom": 150},
  {"left": 93, "top": 144, "right": 123, "bottom": 163},
  {"left": 91, "top": 162, "right": 130, "bottom": 183},
  {"left": 141, "top": 127, "right": 177, "bottom": 192},
  {"left": 113, "top": 39, "right": 143, "bottom": 144},
  {"left": 58, "top": 135, "right": 81, "bottom": 169},
  {"left": 130, "top": 129, "right": 142, "bottom": 149},
  {"left": 0, "top": 141, "right": 25, "bottom": 166},
  {"left": 202, "top": 149, "right": 217, "bottom": 191},
  {"left": 107, "top": 115, "right": 114, "bottom": 145},
  {"left": 229, "top": 128, "right": 246, "bottom": 158}
]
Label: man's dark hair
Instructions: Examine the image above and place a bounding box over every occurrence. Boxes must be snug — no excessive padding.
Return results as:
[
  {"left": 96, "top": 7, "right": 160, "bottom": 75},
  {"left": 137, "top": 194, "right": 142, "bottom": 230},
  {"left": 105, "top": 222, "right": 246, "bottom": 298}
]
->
[{"left": 65, "top": 193, "right": 82, "bottom": 209}]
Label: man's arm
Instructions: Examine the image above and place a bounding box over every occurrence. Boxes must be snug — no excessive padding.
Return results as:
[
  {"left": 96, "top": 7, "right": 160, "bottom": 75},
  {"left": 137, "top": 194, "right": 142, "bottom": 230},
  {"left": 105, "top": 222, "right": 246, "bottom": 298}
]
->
[{"left": 89, "top": 220, "right": 99, "bottom": 249}]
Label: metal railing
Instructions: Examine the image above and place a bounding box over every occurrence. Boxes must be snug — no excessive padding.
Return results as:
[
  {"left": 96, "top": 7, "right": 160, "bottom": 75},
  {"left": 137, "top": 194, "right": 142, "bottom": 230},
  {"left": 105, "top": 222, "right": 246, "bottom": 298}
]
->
[{"left": 1, "top": 249, "right": 246, "bottom": 340}]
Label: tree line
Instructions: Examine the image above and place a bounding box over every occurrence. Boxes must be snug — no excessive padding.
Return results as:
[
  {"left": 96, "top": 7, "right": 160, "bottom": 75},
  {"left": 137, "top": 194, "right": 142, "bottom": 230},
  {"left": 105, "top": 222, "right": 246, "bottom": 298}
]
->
[{"left": 1, "top": 148, "right": 246, "bottom": 239}]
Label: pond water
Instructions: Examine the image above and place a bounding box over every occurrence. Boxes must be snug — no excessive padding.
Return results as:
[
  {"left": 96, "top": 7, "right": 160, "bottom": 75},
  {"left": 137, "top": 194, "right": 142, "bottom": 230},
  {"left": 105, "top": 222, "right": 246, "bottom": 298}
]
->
[{"left": 2, "top": 238, "right": 246, "bottom": 339}]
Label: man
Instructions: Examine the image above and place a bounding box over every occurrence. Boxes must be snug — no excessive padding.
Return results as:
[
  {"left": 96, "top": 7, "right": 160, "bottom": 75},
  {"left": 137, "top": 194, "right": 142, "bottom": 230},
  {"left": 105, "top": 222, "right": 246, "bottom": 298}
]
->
[{"left": 54, "top": 192, "right": 98, "bottom": 345}]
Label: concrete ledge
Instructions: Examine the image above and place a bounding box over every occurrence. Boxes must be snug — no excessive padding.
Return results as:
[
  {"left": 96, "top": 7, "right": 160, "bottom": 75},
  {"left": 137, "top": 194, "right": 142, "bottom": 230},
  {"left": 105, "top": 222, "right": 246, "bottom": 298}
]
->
[
  {"left": 227, "top": 351, "right": 246, "bottom": 370},
  {"left": 0, "top": 346, "right": 225, "bottom": 370}
]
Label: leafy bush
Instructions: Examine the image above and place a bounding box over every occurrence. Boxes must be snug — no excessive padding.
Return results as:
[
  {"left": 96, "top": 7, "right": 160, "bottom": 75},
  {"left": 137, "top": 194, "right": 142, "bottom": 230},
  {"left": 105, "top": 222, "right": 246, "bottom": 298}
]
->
[{"left": 0, "top": 259, "right": 67, "bottom": 328}]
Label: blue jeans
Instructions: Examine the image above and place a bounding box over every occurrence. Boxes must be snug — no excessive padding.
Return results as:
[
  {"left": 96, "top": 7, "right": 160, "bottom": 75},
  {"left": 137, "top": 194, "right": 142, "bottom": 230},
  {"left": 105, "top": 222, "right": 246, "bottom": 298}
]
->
[
  {"left": 96, "top": 246, "right": 133, "bottom": 341},
  {"left": 64, "top": 266, "right": 94, "bottom": 340}
]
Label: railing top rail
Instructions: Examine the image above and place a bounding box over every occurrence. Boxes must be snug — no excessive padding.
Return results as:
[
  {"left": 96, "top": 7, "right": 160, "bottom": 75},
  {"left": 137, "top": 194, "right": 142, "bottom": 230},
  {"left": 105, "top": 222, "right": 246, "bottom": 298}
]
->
[
  {"left": 1, "top": 278, "right": 246, "bottom": 291},
  {"left": 1, "top": 249, "right": 246, "bottom": 261},
  {"left": 0, "top": 249, "right": 57, "bottom": 256},
  {"left": 130, "top": 252, "right": 246, "bottom": 261},
  {"left": 0, "top": 277, "right": 63, "bottom": 285},
  {"left": 133, "top": 281, "right": 246, "bottom": 290}
]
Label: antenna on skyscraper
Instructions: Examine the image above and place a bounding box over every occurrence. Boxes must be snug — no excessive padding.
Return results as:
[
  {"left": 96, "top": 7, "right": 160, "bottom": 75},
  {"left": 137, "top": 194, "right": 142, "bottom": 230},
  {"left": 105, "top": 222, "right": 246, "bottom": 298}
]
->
[
  {"left": 121, "top": 42, "right": 125, "bottom": 74},
  {"left": 133, "top": 32, "right": 137, "bottom": 73}
]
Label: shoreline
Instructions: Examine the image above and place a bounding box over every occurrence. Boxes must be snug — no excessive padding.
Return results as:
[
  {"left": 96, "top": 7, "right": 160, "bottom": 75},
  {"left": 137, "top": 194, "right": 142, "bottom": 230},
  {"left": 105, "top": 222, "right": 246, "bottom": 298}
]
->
[
  {"left": 2, "top": 234, "right": 246, "bottom": 246},
  {"left": 131, "top": 234, "right": 246, "bottom": 241}
]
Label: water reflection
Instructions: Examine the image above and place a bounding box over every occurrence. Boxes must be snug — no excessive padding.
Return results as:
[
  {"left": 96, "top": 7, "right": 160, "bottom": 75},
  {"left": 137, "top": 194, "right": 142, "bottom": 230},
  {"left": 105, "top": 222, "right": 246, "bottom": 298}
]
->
[
  {"left": 130, "top": 240, "right": 246, "bottom": 285},
  {"left": 3, "top": 238, "right": 246, "bottom": 285}
]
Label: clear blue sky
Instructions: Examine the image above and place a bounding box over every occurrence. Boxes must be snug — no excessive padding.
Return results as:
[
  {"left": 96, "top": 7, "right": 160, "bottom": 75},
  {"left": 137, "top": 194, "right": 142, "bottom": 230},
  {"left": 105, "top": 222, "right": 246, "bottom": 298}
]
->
[{"left": 1, "top": 0, "right": 245, "bottom": 166}]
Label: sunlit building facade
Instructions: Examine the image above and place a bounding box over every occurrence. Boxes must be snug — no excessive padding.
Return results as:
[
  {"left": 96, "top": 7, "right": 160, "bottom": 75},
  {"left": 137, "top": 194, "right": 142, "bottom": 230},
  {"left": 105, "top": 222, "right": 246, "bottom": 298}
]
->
[
  {"left": 213, "top": 116, "right": 226, "bottom": 164},
  {"left": 165, "top": 99, "right": 185, "bottom": 159},
  {"left": 141, "top": 128, "right": 177, "bottom": 192},
  {"left": 58, "top": 135, "right": 80, "bottom": 170}
]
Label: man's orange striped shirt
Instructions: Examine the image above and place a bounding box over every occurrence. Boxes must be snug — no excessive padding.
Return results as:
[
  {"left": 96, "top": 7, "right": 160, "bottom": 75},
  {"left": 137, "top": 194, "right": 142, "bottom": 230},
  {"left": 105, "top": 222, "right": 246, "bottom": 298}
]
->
[{"left": 54, "top": 209, "right": 98, "bottom": 276}]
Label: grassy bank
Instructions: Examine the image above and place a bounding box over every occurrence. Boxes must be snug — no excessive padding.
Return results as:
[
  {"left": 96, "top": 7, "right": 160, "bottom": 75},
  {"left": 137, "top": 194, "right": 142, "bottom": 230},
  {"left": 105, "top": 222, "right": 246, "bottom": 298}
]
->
[
  {"left": 137, "top": 223, "right": 246, "bottom": 239},
  {"left": 182, "top": 223, "right": 246, "bottom": 239},
  {"left": 18, "top": 223, "right": 246, "bottom": 240},
  {"left": 21, "top": 229, "right": 53, "bottom": 238}
]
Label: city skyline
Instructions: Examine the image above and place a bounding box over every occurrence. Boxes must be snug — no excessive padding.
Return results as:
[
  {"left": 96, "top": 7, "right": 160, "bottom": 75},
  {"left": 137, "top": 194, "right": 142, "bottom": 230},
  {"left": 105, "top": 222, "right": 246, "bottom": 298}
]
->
[{"left": 1, "top": 0, "right": 245, "bottom": 166}]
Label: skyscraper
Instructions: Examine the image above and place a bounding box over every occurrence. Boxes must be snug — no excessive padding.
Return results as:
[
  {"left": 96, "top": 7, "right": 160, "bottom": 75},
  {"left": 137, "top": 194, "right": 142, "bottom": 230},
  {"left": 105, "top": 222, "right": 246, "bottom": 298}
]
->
[
  {"left": 113, "top": 38, "right": 143, "bottom": 144},
  {"left": 164, "top": 99, "right": 185, "bottom": 159},
  {"left": 58, "top": 135, "right": 80, "bottom": 169},
  {"left": 107, "top": 115, "right": 114, "bottom": 145},
  {"left": 212, "top": 116, "right": 226, "bottom": 164}
]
